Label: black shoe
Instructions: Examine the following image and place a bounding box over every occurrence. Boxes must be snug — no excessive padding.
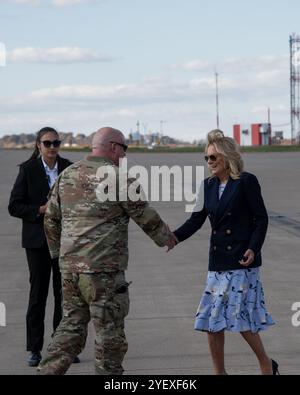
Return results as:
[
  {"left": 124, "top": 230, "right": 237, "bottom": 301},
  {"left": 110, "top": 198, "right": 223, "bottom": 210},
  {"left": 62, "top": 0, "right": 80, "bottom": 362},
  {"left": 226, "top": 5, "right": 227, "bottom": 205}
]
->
[
  {"left": 72, "top": 356, "right": 80, "bottom": 364},
  {"left": 27, "top": 352, "right": 42, "bottom": 367},
  {"left": 271, "top": 359, "right": 279, "bottom": 375}
]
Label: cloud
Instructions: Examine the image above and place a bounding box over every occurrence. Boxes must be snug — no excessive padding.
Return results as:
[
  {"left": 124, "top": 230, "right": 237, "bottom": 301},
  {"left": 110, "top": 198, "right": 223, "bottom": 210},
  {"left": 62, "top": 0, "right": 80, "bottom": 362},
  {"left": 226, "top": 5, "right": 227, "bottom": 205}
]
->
[
  {"left": 169, "top": 54, "right": 290, "bottom": 103},
  {"left": 29, "top": 84, "right": 137, "bottom": 100},
  {"left": 0, "top": 53, "right": 292, "bottom": 139},
  {"left": 190, "top": 77, "right": 237, "bottom": 90},
  {"left": 171, "top": 55, "right": 290, "bottom": 100},
  {"left": 24, "top": 76, "right": 239, "bottom": 104},
  {"left": 0, "top": 79, "right": 218, "bottom": 130},
  {"left": 11, "top": 0, "right": 39, "bottom": 4},
  {"left": 51, "top": 0, "right": 97, "bottom": 6},
  {"left": 0, "top": 43, "right": 6, "bottom": 67},
  {"left": 0, "top": 101, "right": 216, "bottom": 141},
  {"left": 116, "top": 108, "right": 136, "bottom": 118},
  {"left": 255, "top": 69, "right": 286, "bottom": 85},
  {"left": 6, "top": 64, "right": 288, "bottom": 107},
  {"left": 7, "top": 46, "right": 116, "bottom": 64},
  {"left": 170, "top": 60, "right": 211, "bottom": 72},
  {"left": 251, "top": 104, "right": 287, "bottom": 115},
  {"left": 171, "top": 54, "right": 289, "bottom": 74},
  {"left": 27, "top": 79, "right": 207, "bottom": 103}
]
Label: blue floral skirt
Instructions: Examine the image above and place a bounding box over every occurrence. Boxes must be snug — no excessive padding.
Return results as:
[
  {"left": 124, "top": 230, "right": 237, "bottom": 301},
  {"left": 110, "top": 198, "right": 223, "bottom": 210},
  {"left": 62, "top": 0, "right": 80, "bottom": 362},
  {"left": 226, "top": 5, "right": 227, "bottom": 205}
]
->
[{"left": 194, "top": 268, "right": 275, "bottom": 333}]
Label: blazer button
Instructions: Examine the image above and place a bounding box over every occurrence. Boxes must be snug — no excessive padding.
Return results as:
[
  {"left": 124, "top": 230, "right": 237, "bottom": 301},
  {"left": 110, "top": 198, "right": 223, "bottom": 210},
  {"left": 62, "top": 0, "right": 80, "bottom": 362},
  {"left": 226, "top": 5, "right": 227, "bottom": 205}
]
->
[
  {"left": 226, "top": 229, "right": 232, "bottom": 235},
  {"left": 227, "top": 212, "right": 232, "bottom": 216},
  {"left": 227, "top": 246, "right": 232, "bottom": 251},
  {"left": 213, "top": 230, "right": 217, "bottom": 235},
  {"left": 213, "top": 246, "right": 217, "bottom": 251}
]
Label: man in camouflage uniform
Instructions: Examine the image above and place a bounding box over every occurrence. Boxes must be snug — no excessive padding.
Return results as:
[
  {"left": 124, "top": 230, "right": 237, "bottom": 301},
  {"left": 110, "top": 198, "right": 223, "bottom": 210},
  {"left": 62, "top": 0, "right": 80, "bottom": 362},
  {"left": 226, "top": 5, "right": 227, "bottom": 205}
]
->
[{"left": 38, "top": 127, "right": 176, "bottom": 375}]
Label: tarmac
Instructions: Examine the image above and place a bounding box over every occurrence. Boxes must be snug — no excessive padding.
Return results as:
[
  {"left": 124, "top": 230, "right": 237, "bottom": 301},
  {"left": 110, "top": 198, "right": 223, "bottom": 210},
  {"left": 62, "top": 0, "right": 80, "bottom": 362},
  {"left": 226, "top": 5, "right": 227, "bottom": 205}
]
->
[{"left": 0, "top": 149, "right": 299, "bottom": 375}]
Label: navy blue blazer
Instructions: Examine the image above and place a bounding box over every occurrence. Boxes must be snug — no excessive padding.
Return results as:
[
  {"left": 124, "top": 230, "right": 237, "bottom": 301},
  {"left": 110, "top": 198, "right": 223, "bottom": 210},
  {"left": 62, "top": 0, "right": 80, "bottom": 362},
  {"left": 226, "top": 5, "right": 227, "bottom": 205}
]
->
[
  {"left": 8, "top": 156, "right": 72, "bottom": 249},
  {"left": 174, "top": 172, "right": 268, "bottom": 272}
]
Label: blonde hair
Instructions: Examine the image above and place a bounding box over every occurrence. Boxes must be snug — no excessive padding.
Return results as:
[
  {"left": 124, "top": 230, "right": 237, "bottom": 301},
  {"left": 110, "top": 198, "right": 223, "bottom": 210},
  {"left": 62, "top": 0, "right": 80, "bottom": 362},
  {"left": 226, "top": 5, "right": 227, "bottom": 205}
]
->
[{"left": 206, "top": 129, "right": 244, "bottom": 179}]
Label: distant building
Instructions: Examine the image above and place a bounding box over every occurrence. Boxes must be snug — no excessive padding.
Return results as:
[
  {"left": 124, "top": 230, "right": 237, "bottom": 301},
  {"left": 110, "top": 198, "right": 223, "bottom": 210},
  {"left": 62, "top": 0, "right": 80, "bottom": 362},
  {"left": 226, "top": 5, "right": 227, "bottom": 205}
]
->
[
  {"left": 271, "top": 131, "right": 284, "bottom": 145},
  {"left": 233, "top": 123, "right": 272, "bottom": 146}
]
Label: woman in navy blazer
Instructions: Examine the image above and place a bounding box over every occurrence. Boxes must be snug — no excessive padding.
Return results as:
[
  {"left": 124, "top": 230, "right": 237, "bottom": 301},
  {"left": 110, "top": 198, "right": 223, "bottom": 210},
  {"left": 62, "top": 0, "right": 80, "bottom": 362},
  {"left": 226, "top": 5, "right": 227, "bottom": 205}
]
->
[
  {"left": 8, "top": 127, "right": 72, "bottom": 367},
  {"left": 173, "top": 130, "right": 278, "bottom": 375}
]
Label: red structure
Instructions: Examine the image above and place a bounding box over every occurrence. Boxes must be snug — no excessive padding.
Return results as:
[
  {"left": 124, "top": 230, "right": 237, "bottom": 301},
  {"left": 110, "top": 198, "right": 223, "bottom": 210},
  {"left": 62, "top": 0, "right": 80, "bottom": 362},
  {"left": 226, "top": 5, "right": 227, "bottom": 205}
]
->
[{"left": 233, "top": 123, "right": 272, "bottom": 146}]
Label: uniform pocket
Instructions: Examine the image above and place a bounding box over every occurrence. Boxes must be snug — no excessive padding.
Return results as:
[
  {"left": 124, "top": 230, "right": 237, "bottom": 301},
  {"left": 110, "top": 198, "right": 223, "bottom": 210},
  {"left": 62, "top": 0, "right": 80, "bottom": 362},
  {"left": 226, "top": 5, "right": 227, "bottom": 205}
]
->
[
  {"left": 114, "top": 291, "right": 130, "bottom": 320},
  {"left": 114, "top": 272, "right": 131, "bottom": 319}
]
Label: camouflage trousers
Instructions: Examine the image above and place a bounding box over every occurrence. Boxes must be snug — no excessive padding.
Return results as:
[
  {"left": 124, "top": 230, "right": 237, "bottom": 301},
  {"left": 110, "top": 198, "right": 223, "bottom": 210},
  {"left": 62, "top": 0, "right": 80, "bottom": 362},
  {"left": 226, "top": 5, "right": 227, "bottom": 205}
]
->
[{"left": 38, "top": 270, "right": 129, "bottom": 375}]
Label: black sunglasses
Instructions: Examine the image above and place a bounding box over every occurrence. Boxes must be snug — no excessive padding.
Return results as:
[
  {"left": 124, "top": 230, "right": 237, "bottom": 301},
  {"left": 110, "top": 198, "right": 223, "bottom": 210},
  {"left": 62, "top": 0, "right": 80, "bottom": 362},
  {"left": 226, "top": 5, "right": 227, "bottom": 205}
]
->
[
  {"left": 41, "top": 140, "right": 61, "bottom": 148},
  {"left": 204, "top": 154, "right": 218, "bottom": 162},
  {"left": 110, "top": 141, "right": 128, "bottom": 152}
]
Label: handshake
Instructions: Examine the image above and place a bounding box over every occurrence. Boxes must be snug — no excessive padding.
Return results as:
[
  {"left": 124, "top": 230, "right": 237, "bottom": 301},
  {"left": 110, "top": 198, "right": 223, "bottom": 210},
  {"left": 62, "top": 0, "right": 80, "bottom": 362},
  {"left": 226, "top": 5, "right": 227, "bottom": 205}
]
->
[{"left": 164, "top": 226, "right": 178, "bottom": 252}]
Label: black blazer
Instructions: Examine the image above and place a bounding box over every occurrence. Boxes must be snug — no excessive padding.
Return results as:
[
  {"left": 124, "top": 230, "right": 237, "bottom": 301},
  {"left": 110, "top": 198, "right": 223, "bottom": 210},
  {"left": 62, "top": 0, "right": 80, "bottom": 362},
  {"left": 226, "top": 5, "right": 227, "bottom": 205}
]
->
[
  {"left": 174, "top": 172, "right": 268, "bottom": 272},
  {"left": 8, "top": 156, "right": 72, "bottom": 249}
]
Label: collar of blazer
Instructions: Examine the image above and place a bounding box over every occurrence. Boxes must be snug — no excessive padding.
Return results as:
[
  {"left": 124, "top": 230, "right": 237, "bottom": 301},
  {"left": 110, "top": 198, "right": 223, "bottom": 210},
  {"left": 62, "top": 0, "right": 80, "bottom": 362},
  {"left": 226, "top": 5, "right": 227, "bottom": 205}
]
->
[
  {"left": 37, "top": 155, "right": 63, "bottom": 193},
  {"left": 38, "top": 155, "right": 65, "bottom": 173},
  {"left": 208, "top": 176, "right": 241, "bottom": 227}
]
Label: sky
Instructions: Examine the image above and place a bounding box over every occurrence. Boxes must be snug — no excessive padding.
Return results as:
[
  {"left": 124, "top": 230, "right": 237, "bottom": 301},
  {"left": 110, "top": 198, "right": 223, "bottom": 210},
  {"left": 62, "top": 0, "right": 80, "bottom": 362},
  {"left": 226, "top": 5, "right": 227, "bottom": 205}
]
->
[{"left": 0, "top": 0, "right": 299, "bottom": 141}]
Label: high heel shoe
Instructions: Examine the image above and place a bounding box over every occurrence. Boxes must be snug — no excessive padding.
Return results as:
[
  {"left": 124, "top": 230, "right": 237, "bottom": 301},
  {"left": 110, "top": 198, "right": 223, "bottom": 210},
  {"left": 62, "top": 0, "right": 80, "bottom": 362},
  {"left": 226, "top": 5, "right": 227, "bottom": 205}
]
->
[{"left": 271, "top": 359, "right": 280, "bottom": 375}]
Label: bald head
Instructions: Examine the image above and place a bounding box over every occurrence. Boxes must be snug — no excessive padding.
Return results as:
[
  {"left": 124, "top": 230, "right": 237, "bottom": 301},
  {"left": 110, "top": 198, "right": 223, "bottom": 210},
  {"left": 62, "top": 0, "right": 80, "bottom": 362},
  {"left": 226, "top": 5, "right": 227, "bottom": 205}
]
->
[
  {"left": 92, "top": 127, "right": 125, "bottom": 148},
  {"left": 91, "top": 127, "right": 127, "bottom": 165}
]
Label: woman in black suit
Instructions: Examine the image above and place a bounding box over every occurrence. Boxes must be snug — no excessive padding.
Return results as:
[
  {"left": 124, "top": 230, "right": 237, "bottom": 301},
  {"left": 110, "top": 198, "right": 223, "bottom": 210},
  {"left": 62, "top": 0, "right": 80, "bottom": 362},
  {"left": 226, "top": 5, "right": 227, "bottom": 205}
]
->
[
  {"left": 172, "top": 130, "right": 278, "bottom": 375},
  {"left": 8, "top": 127, "right": 72, "bottom": 367}
]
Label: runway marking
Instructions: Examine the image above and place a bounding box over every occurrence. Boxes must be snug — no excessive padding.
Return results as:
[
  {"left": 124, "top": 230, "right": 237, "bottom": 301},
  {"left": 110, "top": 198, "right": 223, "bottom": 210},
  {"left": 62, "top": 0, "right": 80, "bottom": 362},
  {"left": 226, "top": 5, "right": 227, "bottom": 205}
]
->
[{"left": 269, "top": 211, "right": 300, "bottom": 236}]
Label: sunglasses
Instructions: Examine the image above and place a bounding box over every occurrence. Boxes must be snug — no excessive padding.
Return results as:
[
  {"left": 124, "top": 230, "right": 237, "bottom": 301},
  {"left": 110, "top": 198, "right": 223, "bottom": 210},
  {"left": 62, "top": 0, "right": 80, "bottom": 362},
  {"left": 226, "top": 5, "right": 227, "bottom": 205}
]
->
[
  {"left": 41, "top": 140, "right": 61, "bottom": 148},
  {"left": 204, "top": 154, "right": 218, "bottom": 162},
  {"left": 110, "top": 141, "right": 128, "bottom": 152}
]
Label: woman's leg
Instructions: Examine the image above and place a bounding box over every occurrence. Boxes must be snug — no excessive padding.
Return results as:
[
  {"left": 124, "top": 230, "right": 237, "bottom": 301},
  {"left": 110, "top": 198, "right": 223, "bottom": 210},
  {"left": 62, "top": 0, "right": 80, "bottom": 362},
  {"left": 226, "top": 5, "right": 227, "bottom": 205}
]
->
[
  {"left": 240, "top": 331, "right": 272, "bottom": 375},
  {"left": 26, "top": 248, "right": 51, "bottom": 353},
  {"left": 207, "top": 331, "right": 227, "bottom": 375}
]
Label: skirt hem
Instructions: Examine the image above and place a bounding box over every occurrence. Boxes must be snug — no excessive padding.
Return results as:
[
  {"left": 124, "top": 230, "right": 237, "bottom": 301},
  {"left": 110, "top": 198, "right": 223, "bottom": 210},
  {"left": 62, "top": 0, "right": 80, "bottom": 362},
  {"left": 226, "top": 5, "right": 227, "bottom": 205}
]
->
[{"left": 194, "top": 322, "right": 275, "bottom": 334}]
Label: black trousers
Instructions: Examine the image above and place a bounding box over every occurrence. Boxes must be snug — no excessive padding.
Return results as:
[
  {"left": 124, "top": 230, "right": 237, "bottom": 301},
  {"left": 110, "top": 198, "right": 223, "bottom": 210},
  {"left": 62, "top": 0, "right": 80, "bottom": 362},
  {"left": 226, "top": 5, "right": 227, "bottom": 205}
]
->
[{"left": 25, "top": 247, "right": 62, "bottom": 352}]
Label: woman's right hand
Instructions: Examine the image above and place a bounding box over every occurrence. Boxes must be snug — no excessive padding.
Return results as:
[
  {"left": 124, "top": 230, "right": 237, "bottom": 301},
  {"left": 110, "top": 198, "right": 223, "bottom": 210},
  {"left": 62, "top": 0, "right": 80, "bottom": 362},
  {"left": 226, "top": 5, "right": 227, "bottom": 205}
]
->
[{"left": 166, "top": 227, "right": 179, "bottom": 252}]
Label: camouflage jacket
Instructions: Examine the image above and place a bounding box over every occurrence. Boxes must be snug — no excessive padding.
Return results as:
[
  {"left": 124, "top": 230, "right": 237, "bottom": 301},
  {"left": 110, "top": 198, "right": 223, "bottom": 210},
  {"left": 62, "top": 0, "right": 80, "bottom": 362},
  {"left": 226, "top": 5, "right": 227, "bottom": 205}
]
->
[{"left": 44, "top": 155, "right": 171, "bottom": 273}]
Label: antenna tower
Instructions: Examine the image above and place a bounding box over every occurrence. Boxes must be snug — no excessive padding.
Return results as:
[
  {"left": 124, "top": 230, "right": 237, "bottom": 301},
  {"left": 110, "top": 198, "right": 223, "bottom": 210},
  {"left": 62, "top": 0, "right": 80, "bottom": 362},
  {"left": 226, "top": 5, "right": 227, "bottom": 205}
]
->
[{"left": 290, "top": 34, "right": 300, "bottom": 144}]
